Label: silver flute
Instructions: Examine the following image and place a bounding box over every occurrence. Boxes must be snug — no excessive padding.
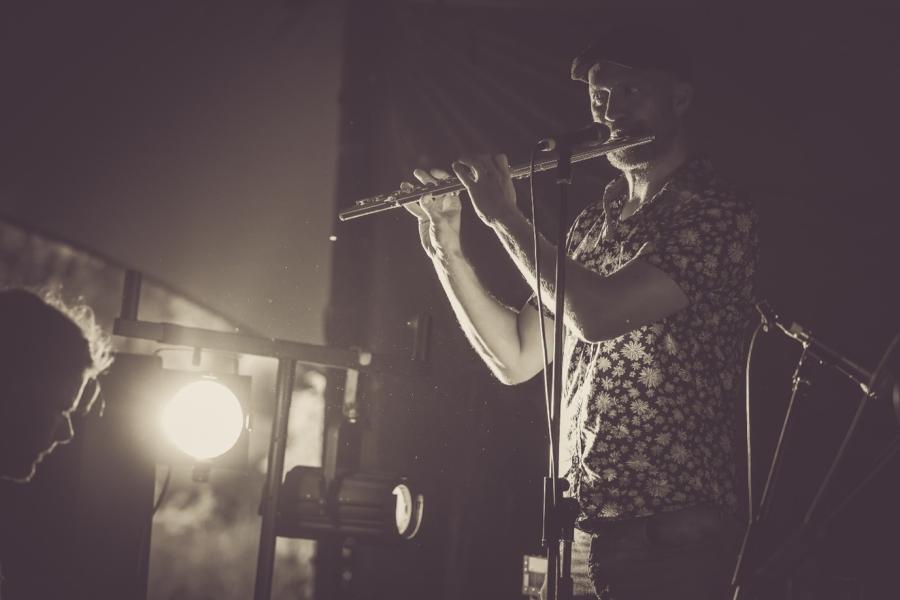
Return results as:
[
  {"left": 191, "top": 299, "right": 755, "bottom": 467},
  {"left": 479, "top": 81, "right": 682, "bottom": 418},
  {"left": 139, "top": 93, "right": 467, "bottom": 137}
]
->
[{"left": 337, "top": 134, "right": 655, "bottom": 222}]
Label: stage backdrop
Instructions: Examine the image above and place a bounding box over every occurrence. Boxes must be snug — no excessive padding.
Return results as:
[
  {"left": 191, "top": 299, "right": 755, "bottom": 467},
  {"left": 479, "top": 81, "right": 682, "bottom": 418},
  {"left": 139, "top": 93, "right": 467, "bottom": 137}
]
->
[{"left": 0, "top": 0, "right": 344, "bottom": 342}]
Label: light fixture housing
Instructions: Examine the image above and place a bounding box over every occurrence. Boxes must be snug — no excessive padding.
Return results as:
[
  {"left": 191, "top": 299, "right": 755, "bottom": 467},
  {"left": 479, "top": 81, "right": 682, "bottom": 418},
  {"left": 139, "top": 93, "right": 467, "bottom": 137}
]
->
[{"left": 276, "top": 466, "right": 424, "bottom": 541}]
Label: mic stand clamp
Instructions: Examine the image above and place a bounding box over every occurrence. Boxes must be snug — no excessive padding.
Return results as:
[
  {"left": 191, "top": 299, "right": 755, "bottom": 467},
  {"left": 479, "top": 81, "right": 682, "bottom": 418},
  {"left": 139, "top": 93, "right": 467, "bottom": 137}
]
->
[
  {"left": 542, "top": 477, "right": 579, "bottom": 600},
  {"left": 756, "top": 301, "right": 874, "bottom": 394}
]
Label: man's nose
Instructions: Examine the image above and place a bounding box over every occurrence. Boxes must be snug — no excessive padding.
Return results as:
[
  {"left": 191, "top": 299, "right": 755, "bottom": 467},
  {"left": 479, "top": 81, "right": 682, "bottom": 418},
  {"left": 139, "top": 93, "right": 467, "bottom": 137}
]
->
[
  {"left": 54, "top": 415, "right": 75, "bottom": 445},
  {"left": 604, "top": 93, "right": 627, "bottom": 123}
]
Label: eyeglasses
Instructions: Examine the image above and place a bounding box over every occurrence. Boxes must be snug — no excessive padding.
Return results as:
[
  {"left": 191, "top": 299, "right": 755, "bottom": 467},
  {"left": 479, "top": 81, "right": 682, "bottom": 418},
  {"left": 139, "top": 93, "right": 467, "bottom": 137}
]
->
[{"left": 74, "top": 376, "right": 104, "bottom": 418}]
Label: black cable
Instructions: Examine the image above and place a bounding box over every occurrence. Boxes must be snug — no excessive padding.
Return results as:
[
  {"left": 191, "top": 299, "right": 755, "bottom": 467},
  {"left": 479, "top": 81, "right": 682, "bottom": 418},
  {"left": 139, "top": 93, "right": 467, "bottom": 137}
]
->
[{"left": 529, "top": 145, "right": 556, "bottom": 486}]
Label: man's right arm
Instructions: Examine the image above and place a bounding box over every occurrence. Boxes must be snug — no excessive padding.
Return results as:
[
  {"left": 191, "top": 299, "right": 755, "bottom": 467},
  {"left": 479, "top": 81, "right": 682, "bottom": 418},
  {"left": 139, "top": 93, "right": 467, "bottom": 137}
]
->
[
  {"left": 403, "top": 170, "right": 553, "bottom": 386},
  {"left": 432, "top": 245, "right": 553, "bottom": 385}
]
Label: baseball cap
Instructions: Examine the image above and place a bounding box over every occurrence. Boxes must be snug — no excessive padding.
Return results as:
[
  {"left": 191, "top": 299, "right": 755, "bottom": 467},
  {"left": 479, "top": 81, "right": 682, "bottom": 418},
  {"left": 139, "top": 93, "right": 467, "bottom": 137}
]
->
[{"left": 571, "top": 26, "right": 694, "bottom": 83}]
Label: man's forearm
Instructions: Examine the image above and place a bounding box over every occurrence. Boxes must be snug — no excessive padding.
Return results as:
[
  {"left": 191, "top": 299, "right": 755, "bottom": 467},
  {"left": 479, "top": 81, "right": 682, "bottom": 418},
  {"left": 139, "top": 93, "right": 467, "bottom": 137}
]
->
[
  {"left": 488, "top": 207, "right": 689, "bottom": 343},
  {"left": 489, "top": 207, "right": 601, "bottom": 340},
  {"left": 489, "top": 209, "right": 547, "bottom": 296},
  {"left": 430, "top": 247, "right": 526, "bottom": 384},
  {"left": 489, "top": 208, "right": 572, "bottom": 307}
]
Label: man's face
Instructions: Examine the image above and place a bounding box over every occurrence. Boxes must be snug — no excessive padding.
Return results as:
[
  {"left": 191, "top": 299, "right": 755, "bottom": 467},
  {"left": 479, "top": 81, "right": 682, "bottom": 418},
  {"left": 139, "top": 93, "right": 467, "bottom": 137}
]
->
[
  {"left": 587, "top": 61, "right": 687, "bottom": 170},
  {"left": 0, "top": 368, "right": 88, "bottom": 482}
]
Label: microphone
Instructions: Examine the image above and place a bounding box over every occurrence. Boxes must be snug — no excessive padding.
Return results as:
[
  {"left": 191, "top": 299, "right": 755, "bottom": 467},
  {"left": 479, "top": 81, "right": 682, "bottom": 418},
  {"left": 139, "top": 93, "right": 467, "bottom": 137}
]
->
[{"left": 537, "top": 123, "right": 610, "bottom": 152}]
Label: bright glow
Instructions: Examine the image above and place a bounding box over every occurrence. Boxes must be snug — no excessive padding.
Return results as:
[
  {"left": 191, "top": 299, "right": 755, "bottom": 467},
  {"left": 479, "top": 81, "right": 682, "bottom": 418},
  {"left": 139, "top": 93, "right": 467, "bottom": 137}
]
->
[{"left": 161, "top": 379, "right": 244, "bottom": 460}]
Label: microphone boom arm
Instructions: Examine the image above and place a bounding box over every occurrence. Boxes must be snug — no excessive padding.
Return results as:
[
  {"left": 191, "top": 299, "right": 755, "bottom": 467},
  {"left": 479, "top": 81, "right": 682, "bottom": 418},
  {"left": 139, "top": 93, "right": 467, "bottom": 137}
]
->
[{"left": 337, "top": 134, "right": 655, "bottom": 222}]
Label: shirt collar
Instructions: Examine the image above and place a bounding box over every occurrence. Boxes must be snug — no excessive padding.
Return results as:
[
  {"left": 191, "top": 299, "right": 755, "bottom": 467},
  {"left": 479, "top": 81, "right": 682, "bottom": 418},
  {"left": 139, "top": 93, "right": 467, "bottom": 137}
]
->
[{"left": 603, "top": 155, "right": 714, "bottom": 214}]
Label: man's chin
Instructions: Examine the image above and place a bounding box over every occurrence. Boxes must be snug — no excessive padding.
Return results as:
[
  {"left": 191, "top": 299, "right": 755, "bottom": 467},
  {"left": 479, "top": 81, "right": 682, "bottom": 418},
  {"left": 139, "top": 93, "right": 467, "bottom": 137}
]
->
[
  {"left": 607, "top": 131, "right": 675, "bottom": 170},
  {"left": 608, "top": 149, "right": 654, "bottom": 170}
]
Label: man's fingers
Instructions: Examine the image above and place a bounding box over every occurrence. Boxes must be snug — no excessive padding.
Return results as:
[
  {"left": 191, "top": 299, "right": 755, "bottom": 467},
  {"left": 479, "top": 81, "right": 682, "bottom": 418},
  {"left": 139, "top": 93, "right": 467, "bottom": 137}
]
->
[
  {"left": 439, "top": 194, "right": 459, "bottom": 212},
  {"left": 413, "top": 168, "right": 439, "bottom": 186},
  {"left": 493, "top": 153, "right": 511, "bottom": 177},
  {"left": 429, "top": 168, "right": 452, "bottom": 181},
  {"left": 402, "top": 200, "right": 428, "bottom": 219},
  {"left": 452, "top": 160, "right": 477, "bottom": 186},
  {"left": 455, "top": 154, "right": 501, "bottom": 185},
  {"left": 400, "top": 181, "right": 427, "bottom": 218},
  {"left": 402, "top": 168, "right": 461, "bottom": 222},
  {"left": 420, "top": 192, "right": 454, "bottom": 221}
]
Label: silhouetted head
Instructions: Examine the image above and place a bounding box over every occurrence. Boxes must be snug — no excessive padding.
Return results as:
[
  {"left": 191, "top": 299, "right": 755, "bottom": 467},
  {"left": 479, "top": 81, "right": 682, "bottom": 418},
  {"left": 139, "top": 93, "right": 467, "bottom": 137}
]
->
[{"left": 0, "top": 289, "right": 112, "bottom": 482}]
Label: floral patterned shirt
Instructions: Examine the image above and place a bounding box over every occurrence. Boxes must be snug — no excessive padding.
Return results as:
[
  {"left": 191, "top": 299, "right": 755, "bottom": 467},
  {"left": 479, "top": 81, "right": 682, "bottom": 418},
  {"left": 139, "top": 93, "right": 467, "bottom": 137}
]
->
[{"left": 540, "top": 157, "right": 758, "bottom": 526}]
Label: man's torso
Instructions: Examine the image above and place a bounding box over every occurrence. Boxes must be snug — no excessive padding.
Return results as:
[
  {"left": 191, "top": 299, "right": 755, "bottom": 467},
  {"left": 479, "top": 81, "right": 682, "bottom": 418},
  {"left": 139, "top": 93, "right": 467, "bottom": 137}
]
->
[{"left": 560, "top": 157, "right": 759, "bottom": 526}]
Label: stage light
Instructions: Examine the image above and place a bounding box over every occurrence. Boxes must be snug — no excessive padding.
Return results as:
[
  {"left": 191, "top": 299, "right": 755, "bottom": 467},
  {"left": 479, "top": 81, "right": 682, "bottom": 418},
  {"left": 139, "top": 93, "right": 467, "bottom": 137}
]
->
[
  {"left": 159, "top": 376, "right": 248, "bottom": 461},
  {"left": 277, "top": 466, "right": 424, "bottom": 541},
  {"left": 392, "top": 482, "right": 424, "bottom": 539}
]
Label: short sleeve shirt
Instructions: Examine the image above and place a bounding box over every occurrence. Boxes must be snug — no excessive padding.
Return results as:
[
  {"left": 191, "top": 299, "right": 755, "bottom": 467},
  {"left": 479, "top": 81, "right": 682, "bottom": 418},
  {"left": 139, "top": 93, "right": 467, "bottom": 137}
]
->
[{"left": 539, "top": 157, "right": 758, "bottom": 525}]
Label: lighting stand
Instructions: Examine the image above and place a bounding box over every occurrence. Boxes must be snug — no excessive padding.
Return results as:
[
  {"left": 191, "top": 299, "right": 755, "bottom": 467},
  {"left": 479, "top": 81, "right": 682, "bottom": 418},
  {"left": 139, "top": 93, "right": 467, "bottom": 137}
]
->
[{"left": 114, "top": 270, "right": 408, "bottom": 600}]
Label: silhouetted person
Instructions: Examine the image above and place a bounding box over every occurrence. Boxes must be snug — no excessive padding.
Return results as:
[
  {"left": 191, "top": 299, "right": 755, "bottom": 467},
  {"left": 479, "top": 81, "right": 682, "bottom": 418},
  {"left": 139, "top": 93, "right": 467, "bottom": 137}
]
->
[
  {"left": 0, "top": 289, "right": 112, "bottom": 597},
  {"left": 0, "top": 289, "right": 112, "bottom": 482}
]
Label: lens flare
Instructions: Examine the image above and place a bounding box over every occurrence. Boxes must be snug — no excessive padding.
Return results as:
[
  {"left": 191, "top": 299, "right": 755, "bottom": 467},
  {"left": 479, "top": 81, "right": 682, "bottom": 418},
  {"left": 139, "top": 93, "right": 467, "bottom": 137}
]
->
[{"left": 161, "top": 379, "right": 244, "bottom": 460}]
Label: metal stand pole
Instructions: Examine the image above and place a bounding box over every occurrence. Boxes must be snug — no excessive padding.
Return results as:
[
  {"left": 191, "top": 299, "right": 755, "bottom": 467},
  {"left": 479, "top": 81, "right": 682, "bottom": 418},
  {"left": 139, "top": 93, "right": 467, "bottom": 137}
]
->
[
  {"left": 253, "top": 358, "right": 297, "bottom": 600},
  {"left": 732, "top": 351, "right": 812, "bottom": 599},
  {"left": 543, "top": 144, "right": 577, "bottom": 600},
  {"left": 753, "top": 334, "right": 900, "bottom": 586},
  {"left": 823, "top": 435, "right": 900, "bottom": 529},
  {"left": 121, "top": 270, "right": 142, "bottom": 320},
  {"left": 753, "top": 435, "right": 900, "bottom": 585},
  {"left": 734, "top": 307, "right": 898, "bottom": 598}
]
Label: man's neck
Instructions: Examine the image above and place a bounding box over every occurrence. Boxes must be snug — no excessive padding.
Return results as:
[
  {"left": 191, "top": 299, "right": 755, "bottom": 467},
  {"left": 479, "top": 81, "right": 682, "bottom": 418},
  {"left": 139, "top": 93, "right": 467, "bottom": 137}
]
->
[{"left": 623, "top": 139, "right": 690, "bottom": 206}]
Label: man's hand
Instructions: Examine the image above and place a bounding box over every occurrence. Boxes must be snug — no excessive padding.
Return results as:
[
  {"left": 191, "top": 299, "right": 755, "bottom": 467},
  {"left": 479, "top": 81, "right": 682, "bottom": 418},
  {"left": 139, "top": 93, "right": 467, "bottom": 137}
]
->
[
  {"left": 452, "top": 153, "right": 518, "bottom": 226},
  {"left": 402, "top": 168, "right": 462, "bottom": 261}
]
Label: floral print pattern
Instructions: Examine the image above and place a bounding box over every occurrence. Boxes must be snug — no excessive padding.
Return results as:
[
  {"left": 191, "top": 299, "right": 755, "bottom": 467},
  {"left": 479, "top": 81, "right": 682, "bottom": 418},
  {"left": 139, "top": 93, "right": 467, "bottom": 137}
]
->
[{"left": 543, "top": 157, "right": 758, "bottom": 525}]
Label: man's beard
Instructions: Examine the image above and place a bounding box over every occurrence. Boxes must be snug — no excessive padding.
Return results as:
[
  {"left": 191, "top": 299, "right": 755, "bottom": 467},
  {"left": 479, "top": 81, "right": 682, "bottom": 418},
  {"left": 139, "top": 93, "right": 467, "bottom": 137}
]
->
[
  {"left": 606, "top": 119, "right": 679, "bottom": 171},
  {"left": 607, "top": 142, "right": 659, "bottom": 170},
  {"left": 607, "top": 130, "right": 676, "bottom": 170}
]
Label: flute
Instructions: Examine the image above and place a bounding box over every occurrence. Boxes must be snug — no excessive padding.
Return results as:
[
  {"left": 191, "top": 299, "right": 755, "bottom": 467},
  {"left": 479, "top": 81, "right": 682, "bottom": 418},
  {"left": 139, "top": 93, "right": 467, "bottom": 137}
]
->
[{"left": 337, "top": 134, "right": 655, "bottom": 222}]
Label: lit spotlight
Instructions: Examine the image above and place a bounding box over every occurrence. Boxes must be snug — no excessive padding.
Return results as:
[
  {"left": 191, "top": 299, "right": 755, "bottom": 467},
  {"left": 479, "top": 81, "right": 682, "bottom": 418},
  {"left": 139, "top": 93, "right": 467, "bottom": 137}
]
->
[{"left": 161, "top": 377, "right": 246, "bottom": 460}]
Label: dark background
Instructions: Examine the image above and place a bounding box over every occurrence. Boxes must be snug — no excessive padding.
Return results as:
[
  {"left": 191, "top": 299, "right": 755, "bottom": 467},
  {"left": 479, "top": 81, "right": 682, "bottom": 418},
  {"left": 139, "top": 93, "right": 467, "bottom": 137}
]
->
[{"left": 1, "top": 1, "right": 898, "bottom": 599}]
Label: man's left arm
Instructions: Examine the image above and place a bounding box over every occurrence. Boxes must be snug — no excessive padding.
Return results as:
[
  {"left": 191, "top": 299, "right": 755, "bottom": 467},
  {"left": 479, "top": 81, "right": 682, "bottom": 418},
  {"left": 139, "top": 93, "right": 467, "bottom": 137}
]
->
[
  {"left": 492, "top": 207, "right": 688, "bottom": 342},
  {"left": 452, "top": 154, "right": 688, "bottom": 343}
]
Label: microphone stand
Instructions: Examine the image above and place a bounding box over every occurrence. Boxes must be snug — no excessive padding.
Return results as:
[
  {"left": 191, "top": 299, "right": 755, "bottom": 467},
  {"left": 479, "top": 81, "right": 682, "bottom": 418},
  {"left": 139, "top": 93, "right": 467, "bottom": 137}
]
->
[
  {"left": 731, "top": 311, "right": 814, "bottom": 600},
  {"left": 732, "top": 303, "right": 898, "bottom": 599},
  {"left": 750, "top": 328, "right": 899, "bottom": 592},
  {"left": 542, "top": 141, "right": 580, "bottom": 600}
]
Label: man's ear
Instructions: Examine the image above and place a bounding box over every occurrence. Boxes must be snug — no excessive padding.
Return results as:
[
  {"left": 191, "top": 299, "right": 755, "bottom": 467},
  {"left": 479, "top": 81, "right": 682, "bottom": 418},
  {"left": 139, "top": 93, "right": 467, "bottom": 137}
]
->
[{"left": 672, "top": 82, "right": 693, "bottom": 117}]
